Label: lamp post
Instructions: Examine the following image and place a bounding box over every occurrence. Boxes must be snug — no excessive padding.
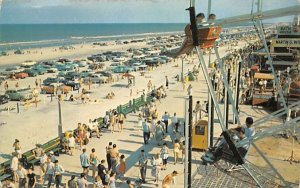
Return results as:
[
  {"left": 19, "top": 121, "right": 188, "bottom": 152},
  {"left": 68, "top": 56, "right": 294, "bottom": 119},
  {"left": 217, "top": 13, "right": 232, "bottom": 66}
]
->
[{"left": 57, "top": 90, "right": 63, "bottom": 138}]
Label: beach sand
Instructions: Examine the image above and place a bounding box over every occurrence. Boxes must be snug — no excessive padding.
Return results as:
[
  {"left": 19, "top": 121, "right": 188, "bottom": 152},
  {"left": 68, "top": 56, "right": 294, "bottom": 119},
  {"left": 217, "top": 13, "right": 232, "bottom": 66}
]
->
[{"left": 1, "top": 36, "right": 299, "bottom": 187}]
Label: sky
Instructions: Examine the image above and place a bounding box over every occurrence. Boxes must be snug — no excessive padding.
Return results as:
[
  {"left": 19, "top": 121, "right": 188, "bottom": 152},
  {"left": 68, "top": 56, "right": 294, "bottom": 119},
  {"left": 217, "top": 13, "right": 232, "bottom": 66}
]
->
[{"left": 0, "top": 0, "right": 299, "bottom": 24}]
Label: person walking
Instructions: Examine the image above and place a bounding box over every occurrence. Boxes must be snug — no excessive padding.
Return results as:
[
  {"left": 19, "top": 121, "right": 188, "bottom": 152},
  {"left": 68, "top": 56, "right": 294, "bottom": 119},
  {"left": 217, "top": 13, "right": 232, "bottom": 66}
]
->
[
  {"left": 27, "top": 167, "right": 37, "bottom": 188},
  {"left": 106, "top": 142, "right": 113, "bottom": 170},
  {"left": 194, "top": 101, "right": 201, "bottom": 122},
  {"left": 137, "top": 113, "right": 143, "bottom": 131},
  {"left": 160, "top": 143, "right": 169, "bottom": 170},
  {"left": 142, "top": 119, "right": 151, "bottom": 145},
  {"left": 110, "top": 144, "right": 119, "bottom": 173},
  {"left": 68, "top": 134, "right": 75, "bottom": 156},
  {"left": 90, "top": 148, "right": 99, "bottom": 178},
  {"left": 162, "top": 171, "right": 181, "bottom": 188},
  {"left": 12, "top": 139, "right": 21, "bottom": 159},
  {"left": 67, "top": 175, "right": 78, "bottom": 188},
  {"left": 117, "top": 154, "right": 126, "bottom": 180},
  {"left": 118, "top": 113, "right": 125, "bottom": 132},
  {"left": 109, "top": 112, "right": 116, "bottom": 133},
  {"left": 170, "top": 113, "right": 178, "bottom": 132},
  {"left": 147, "top": 80, "right": 152, "bottom": 91},
  {"left": 138, "top": 150, "right": 148, "bottom": 184},
  {"left": 44, "top": 157, "right": 55, "bottom": 188},
  {"left": 108, "top": 172, "right": 116, "bottom": 188},
  {"left": 165, "top": 76, "right": 169, "bottom": 89},
  {"left": 151, "top": 153, "right": 163, "bottom": 185},
  {"left": 80, "top": 148, "right": 90, "bottom": 175},
  {"left": 39, "top": 151, "right": 48, "bottom": 183},
  {"left": 53, "top": 160, "right": 64, "bottom": 188},
  {"left": 97, "top": 160, "right": 107, "bottom": 185},
  {"left": 173, "top": 140, "right": 181, "bottom": 164},
  {"left": 77, "top": 173, "right": 88, "bottom": 188},
  {"left": 162, "top": 112, "right": 169, "bottom": 133},
  {"left": 16, "top": 164, "right": 27, "bottom": 188},
  {"left": 10, "top": 152, "right": 19, "bottom": 183},
  {"left": 155, "top": 121, "right": 164, "bottom": 146}
]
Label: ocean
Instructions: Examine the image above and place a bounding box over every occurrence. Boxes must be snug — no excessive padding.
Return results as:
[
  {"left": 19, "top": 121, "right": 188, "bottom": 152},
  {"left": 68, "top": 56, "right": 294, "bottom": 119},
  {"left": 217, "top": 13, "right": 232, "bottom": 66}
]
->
[{"left": 0, "top": 23, "right": 186, "bottom": 51}]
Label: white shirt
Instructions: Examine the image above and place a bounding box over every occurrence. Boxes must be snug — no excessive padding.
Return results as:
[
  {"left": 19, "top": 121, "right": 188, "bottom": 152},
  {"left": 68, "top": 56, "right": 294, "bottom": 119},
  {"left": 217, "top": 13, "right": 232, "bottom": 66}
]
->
[
  {"left": 77, "top": 178, "right": 88, "bottom": 188},
  {"left": 46, "top": 162, "right": 55, "bottom": 175},
  {"left": 69, "top": 136, "right": 75, "bottom": 147},
  {"left": 40, "top": 154, "right": 48, "bottom": 164},
  {"left": 16, "top": 167, "right": 27, "bottom": 179},
  {"left": 171, "top": 116, "right": 178, "bottom": 124},
  {"left": 11, "top": 156, "right": 18, "bottom": 171}
]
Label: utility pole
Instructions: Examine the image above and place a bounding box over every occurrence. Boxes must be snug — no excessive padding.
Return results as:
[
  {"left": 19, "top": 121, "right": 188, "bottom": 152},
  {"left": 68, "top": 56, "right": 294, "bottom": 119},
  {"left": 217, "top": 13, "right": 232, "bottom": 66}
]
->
[
  {"left": 234, "top": 61, "right": 242, "bottom": 124},
  {"left": 188, "top": 95, "right": 193, "bottom": 188},
  {"left": 58, "top": 94, "right": 63, "bottom": 138}
]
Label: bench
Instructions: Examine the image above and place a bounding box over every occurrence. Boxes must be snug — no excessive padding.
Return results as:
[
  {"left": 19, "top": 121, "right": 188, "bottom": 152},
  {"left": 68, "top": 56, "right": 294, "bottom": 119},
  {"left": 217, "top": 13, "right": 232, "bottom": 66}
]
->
[
  {"left": 0, "top": 160, "right": 12, "bottom": 181},
  {"left": 21, "top": 137, "right": 61, "bottom": 168}
]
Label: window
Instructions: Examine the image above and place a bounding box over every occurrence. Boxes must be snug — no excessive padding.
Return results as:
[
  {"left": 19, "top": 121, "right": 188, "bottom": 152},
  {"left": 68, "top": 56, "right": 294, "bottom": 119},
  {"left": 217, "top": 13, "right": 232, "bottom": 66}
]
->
[{"left": 195, "top": 125, "right": 205, "bottom": 135}]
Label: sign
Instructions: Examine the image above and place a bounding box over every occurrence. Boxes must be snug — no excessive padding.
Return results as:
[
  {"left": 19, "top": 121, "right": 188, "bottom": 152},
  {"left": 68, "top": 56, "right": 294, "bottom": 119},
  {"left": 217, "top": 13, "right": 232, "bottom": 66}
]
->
[
  {"left": 277, "top": 25, "right": 300, "bottom": 35},
  {"left": 271, "top": 38, "right": 300, "bottom": 48}
]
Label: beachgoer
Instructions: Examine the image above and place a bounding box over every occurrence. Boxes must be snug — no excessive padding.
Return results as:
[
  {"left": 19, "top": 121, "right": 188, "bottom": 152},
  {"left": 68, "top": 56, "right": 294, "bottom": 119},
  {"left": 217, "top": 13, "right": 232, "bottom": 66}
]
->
[
  {"left": 106, "top": 142, "right": 113, "bottom": 170},
  {"left": 45, "top": 157, "right": 55, "bottom": 188},
  {"left": 77, "top": 173, "right": 88, "bottom": 188},
  {"left": 165, "top": 76, "right": 169, "bottom": 89},
  {"left": 48, "top": 151, "right": 57, "bottom": 163},
  {"left": 97, "top": 160, "right": 107, "bottom": 185},
  {"left": 108, "top": 172, "right": 116, "bottom": 188},
  {"left": 151, "top": 153, "right": 163, "bottom": 185},
  {"left": 80, "top": 148, "right": 90, "bottom": 175},
  {"left": 194, "top": 101, "right": 201, "bottom": 121},
  {"left": 93, "top": 175, "right": 103, "bottom": 188},
  {"left": 138, "top": 150, "right": 148, "bottom": 184},
  {"left": 39, "top": 151, "right": 48, "bottom": 183},
  {"left": 27, "top": 167, "right": 36, "bottom": 188},
  {"left": 173, "top": 140, "right": 181, "bottom": 164},
  {"left": 170, "top": 113, "right": 178, "bottom": 132},
  {"left": 147, "top": 80, "right": 153, "bottom": 91},
  {"left": 118, "top": 113, "right": 125, "bottom": 132},
  {"left": 137, "top": 113, "right": 143, "bottom": 131},
  {"left": 155, "top": 121, "right": 164, "bottom": 146},
  {"left": 54, "top": 160, "right": 64, "bottom": 188},
  {"left": 162, "top": 112, "right": 169, "bottom": 133},
  {"left": 126, "top": 180, "right": 135, "bottom": 188},
  {"left": 68, "top": 134, "right": 75, "bottom": 156},
  {"left": 90, "top": 148, "right": 99, "bottom": 178},
  {"left": 160, "top": 143, "right": 169, "bottom": 170},
  {"left": 110, "top": 144, "right": 119, "bottom": 173},
  {"left": 162, "top": 171, "right": 180, "bottom": 188},
  {"left": 11, "top": 152, "right": 18, "bottom": 183},
  {"left": 16, "top": 164, "right": 27, "bottom": 188},
  {"left": 142, "top": 119, "right": 151, "bottom": 145},
  {"left": 117, "top": 154, "right": 126, "bottom": 180},
  {"left": 12, "top": 139, "right": 21, "bottom": 158},
  {"left": 68, "top": 175, "right": 78, "bottom": 188},
  {"left": 181, "top": 141, "right": 186, "bottom": 163},
  {"left": 109, "top": 112, "right": 116, "bottom": 133}
]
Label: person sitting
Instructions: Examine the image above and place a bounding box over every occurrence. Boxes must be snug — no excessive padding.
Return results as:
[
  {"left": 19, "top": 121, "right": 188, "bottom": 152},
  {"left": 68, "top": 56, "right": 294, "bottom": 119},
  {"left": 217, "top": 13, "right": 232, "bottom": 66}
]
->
[
  {"left": 201, "top": 127, "right": 249, "bottom": 164},
  {"left": 196, "top": 13, "right": 207, "bottom": 26},
  {"left": 69, "top": 94, "right": 75, "bottom": 101},
  {"left": 244, "top": 117, "right": 255, "bottom": 138},
  {"left": 208, "top": 13, "right": 216, "bottom": 25},
  {"left": 88, "top": 119, "right": 100, "bottom": 138}
]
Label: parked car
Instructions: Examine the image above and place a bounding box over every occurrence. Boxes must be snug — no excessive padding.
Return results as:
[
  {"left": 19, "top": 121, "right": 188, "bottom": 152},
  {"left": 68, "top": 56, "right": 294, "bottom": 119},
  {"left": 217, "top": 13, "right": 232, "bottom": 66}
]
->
[
  {"left": 0, "top": 94, "right": 9, "bottom": 104},
  {"left": 113, "top": 66, "right": 134, "bottom": 73},
  {"left": 62, "top": 80, "right": 80, "bottom": 90},
  {"left": 83, "top": 74, "right": 109, "bottom": 84},
  {"left": 5, "top": 88, "right": 33, "bottom": 101},
  {"left": 47, "top": 68, "right": 58, "bottom": 73},
  {"left": 43, "top": 77, "right": 65, "bottom": 85},
  {"left": 15, "top": 72, "right": 29, "bottom": 79},
  {"left": 31, "top": 66, "right": 47, "bottom": 75},
  {"left": 23, "top": 69, "right": 38, "bottom": 77},
  {"left": 41, "top": 83, "right": 72, "bottom": 94}
]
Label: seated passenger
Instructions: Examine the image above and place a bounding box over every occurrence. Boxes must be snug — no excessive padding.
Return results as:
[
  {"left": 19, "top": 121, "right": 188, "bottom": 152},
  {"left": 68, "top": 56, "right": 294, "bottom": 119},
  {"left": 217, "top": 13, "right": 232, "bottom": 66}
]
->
[
  {"left": 208, "top": 13, "right": 216, "bottom": 25},
  {"left": 88, "top": 119, "right": 100, "bottom": 138},
  {"left": 196, "top": 13, "right": 207, "bottom": 26},
  {"left": 244, "top": 117, "right": 255, "bottom": 138}
]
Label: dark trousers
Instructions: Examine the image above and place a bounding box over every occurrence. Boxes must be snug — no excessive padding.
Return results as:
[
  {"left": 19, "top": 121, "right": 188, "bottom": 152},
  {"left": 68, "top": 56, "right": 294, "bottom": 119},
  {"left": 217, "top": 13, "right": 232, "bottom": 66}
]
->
[
  {"left": 106, "top": 154, "right": 111, "bottom": 170},
  {"left": 55, "top": 175, "right": 62, "bottom": 188},
  {"left": 143, "top": 132, "right": 150, "bottom": 144},
  {"left": 140, "top": 167, "right": 147, "bottom": 182},
  {"left": 47, "top": 174, "right": 53, "bottom": 188},
  {"left": 163, "top": 120, "right": 168, "bottom": 133}
]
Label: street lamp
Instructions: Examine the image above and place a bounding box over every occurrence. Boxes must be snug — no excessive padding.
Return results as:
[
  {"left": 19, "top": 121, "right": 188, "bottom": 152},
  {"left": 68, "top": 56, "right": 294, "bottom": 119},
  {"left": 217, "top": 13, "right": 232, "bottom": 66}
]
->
[{"left": 57, "top": 90, "right": 63, "bottom": 138}]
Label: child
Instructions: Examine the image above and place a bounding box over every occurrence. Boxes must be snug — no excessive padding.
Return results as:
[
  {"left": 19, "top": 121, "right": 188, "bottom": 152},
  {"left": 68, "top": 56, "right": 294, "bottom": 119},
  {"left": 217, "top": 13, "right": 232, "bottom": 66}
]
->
[{"left": 117, "top": 155, "right": 126, "bottom": 180}]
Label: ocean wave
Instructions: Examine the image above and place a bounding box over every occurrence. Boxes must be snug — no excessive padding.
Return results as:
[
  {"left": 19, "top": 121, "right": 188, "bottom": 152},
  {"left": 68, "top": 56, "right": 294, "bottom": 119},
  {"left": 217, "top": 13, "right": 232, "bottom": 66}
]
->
[
  {"left": 0, "top": 39, "right": 65, "bottom": 46},
  {"left": 70, "top": 31, "right": 183, "bottom": 40}
]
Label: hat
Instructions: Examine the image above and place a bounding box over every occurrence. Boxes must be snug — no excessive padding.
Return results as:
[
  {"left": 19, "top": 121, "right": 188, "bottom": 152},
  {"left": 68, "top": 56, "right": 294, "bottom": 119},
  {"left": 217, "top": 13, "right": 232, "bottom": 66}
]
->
[{"left": 49, "top": 151, "right": 54, "bottom": 155}]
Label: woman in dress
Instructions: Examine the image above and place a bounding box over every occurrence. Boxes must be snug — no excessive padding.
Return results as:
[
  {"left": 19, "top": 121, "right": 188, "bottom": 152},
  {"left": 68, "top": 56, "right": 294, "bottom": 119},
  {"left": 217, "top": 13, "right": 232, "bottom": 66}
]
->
[
  {"left": 155, "top": 121, "right": 164, "bottom": 146},
  {"left": 152, "top": 153, "right": 163, "bottom": 185},
  {"left": 90, "top": 148, "right": 99, "bottom": 178}
]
